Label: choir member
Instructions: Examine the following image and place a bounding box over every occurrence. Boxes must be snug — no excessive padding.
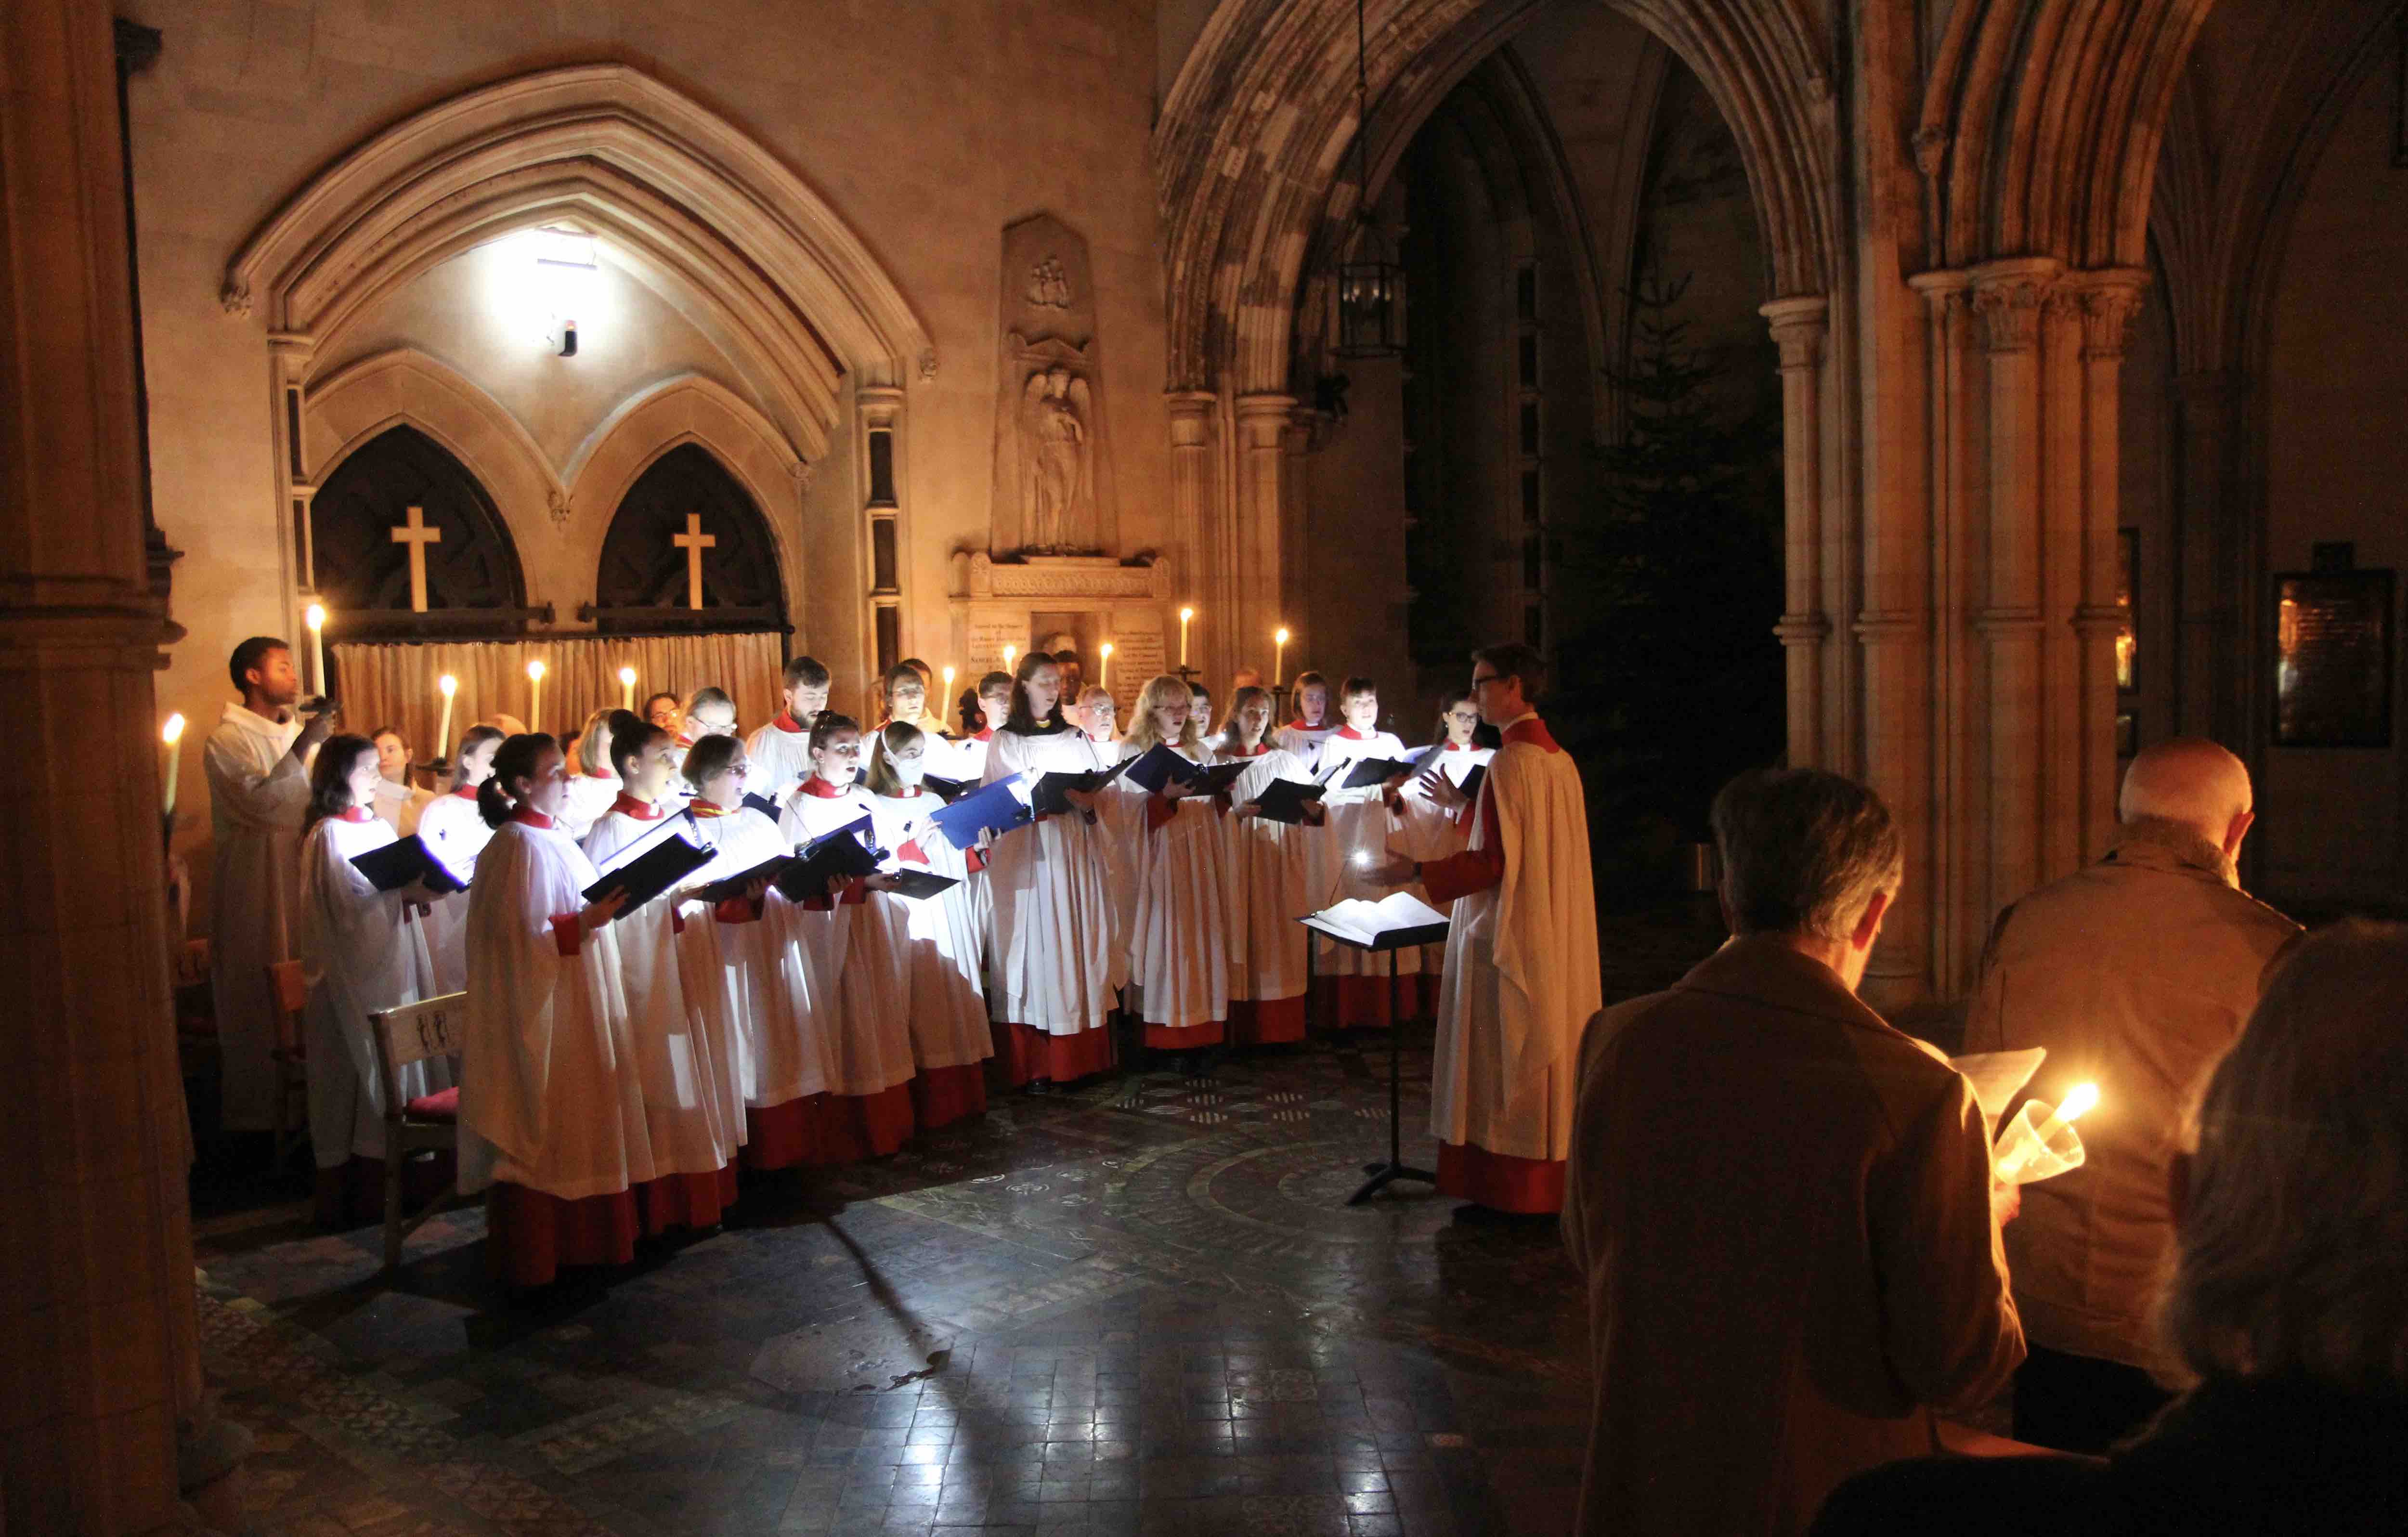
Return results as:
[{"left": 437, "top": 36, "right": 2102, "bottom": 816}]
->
[
  {"left": 1315, "top": 677, "right": 1422, "bottom": 1028},
  {"left": 368, "top": 725, "right": 434, "bottom": 835},
  {"left": 677, "top": 687, "right": 738, "bottom": 759},
  {"left": 1367, "top": 643, "right": 1602, "bottom": 1215},
  {"left": 416, "top": 724, "right": 505, "bottom": 995},
  {"left": 481, "top": 712, "right": 530, "bottom": 738},
  {"left": 744, "top": 654, "right": 831, "bottom": 801},
  {"left": 1216, "top": 685, "right": 1330, "bottom": 1046},
  {"left": 1274, "top": 669, "right": 1337, "bottom": 767},
  {"left": 1114, "top": 674, "right": 1232, "bottom": 1059},
  {"left": 882, "top": 661, "right": 950, "bottom": 739},
  {"left": 674, "top": 733, "right": 827, "bottom": 1172},
  {"left": 982, "top": 652, "right": 1120, "bottom": 1087},
  {"left": 643, "top": 692, "right": 683, "bottom": 736},
  {"left": 1230, "top": 667, "right": 1264, "bottom": 694},
  {"left": 458, "top": 733, "right": 658, "bottom": 1288},
  {"left": 1187, "top": 680, "right": 1215, "bottom": 740},
  {"left": 861, "top": 721, "right": 992, "bottom": 1128},
  {"left": 1393, "top": 690, "right": 1493, "bottom": 990},
  {"left": 950, "top": 671, "right": 1015, "bottom": 782},
  {"left": 206, "top": 636, "right": 337, "bottom": 1137},
  {"left": 1074, "top": 686, "right": 1119, "bottom": 746},
  {"left": 296, "top": 732, "right": 448, "bottom": 1226},
  {"left": 1055, "top": 649, "right": 1086, "bottom": 702},
  {"left": 582, "top": 711, "right": 741, "bottom": 1224},
  {"left": 777, "top": 713, "right": 917, "bottom": 1157},
  {"left": 558, "top": 706, "right": 622, "bottom": 840}
]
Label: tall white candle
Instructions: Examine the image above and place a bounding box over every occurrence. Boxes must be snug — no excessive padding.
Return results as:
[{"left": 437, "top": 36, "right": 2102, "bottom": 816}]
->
[
  {"left": 436, "top": 674, "right": 457, "bottom": 760},
  {"left": 1002, "top": 643, "right": 1016, "bottom": 674},
  {"left": 619, "top": 665, "right": 637, "bottom": 710},
  {"left": 160, "top": 713, "right": 186, "bottom": 818},
  {"left": 1179, "top": 606, "right": 1194, "bottom": 667},
  {"left": 1099, "top": 642, "right": 1113, "bottom": 690},
  {"left": 526, "top": 658, "right": 546, "bottom": 732},
  {"left": 1274, "top": 626, "right": 1289, "bottom": 693},
  {"left": 304, "top": 603, "right": 326, "bottom": 695},
  {"left": 942, "top": 664, "right": 956, "bottom": 703}
]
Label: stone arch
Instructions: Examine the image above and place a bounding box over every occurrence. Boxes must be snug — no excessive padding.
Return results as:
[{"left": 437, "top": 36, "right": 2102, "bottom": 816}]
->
[
  {"left": 593, "top": 443, "right": 786, "bottom": 632},
  {"left": 308, "top": 424, "right": 529, "bottom": 637},
  {"left": 566, "top": 373, "right": 813, "bottom": 637}
]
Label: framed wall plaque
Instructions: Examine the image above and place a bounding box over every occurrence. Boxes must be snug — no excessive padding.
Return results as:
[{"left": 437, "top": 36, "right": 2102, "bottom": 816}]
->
[
  {"left": 2115, "top": 528, "right": 2138, "bottom": 694},
  {"left": 2273, "top": 569, "right": 2395, "bottom": 748}
]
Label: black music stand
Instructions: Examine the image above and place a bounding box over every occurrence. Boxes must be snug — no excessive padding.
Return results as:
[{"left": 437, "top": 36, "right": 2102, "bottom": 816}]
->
[{"left": 1301, "top": 911, "right": 1449, "bottom": 1205}]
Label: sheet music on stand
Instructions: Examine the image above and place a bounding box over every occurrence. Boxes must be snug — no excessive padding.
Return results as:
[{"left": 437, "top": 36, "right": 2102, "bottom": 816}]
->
[{"left": 1301, "top": 892, "right": 1451, "bottom": 1205}]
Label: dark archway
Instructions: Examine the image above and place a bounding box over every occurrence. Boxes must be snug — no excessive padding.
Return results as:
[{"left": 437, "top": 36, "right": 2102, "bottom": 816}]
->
[
  {"left": 310, "top": 423, "right": 529, "bottom": 638},
  {"left": 592, "top": 442, "right": 787, "bottom": 633}
]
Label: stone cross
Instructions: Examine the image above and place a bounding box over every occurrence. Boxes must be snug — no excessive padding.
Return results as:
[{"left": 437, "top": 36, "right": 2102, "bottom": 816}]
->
[
  {"left": 672, "top": 512, "right": 716, "bottom": 610},
  {"left": 389, "top": 504, "right": 443, "bottom": 613}
]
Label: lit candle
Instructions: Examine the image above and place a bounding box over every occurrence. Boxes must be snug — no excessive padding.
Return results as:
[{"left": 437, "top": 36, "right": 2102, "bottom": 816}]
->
[
  {"left": 435, "top": 674, "right": 457, "bottom": 759},
  {"left": 1274, "top": 626, "right": 1290, "bottom": 691},
  {"left": 941, "top": 664, "right": 956, "bottom": 702},
  {"left": 1002, "top": 643, "right": 1016, "bottom": 674},
  {"left": 304, "top": 602, "right": 326, "bottom": 695},
  {"left": 1179, "top": 606, "right": 1194, "bottom": 666},
  {"left": 1995, "top": 1081, "right": 2099, "bottom": 1183},
  {"left": 619, "top": 664, "right": 637, "bottom": 710},
  {"left": 160, "top": 713, "right": 186, "bottom": 818},
  {"left": 1099, "top": 641, "right": 1113, "bottom": 690},
  {"left": 526, "top": 658, "right": 546, "bottom": 731}
]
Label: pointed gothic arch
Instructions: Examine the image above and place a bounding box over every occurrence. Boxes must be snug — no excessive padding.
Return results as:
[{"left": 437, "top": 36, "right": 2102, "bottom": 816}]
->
[
  {"left": 592, "top": 443, "right": 786, "bottom": 634},
  {"left": 310, "top": 424, "right": 531, "bottom": 638}
]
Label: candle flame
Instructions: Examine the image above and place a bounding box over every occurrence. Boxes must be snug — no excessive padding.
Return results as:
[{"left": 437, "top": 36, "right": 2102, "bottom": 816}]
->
[
  {"left": 161, "top": 712, "right": 185, "bottom": 744},
  {"left": 1100, "top": 641, "right": 1114, "bottom": 657},
  {"left": 304, "top": 602, "right": 325, "bottom": 631},
  {"left": 526, "top": 659, "right": 546, "bottom": 681},
  {"left": 942, "top": 665, "right": 956, "bottom": 688},
  {"left": 2058, "top": 1082, "right": 2100, "bottom": 1122},
  {"left": 618, "top": 665, "right": 636, "bottom": 686},
  {"left": 1003, "top": 645, "right": 1016, "bottom": 667},
  {"left": 439, "top": 674, "right": 458, "bottom": 696},
  {"left": 1275, "top": 626, "right": 1290, "bottom": 645},
  {"left": 1180, "top": 607, "right": 1194, "bottom": 623}
]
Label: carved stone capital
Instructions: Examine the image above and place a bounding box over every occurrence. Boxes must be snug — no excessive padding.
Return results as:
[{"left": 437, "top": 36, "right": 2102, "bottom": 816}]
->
[
  {"left": 1166, "top": 390, "right": 1218, "bottom": 450},
  {"left": 2068, "top": 267, "right": 2150, "bottom": 358},
  {"left": 1759, "top": 296, "right": 1829, "bottom": 373},
  {"left": 1233, "top": 392, "right": 1297, "bottom": 449},
  {"left": 857, "top": 385, "right": 905, "bottom": 428},
  {"left": 1971, "top": 606, "right": 2047, "bottom": 637},
  {"left": 1968, "top": 258, "right": 2063, "bottom": 353},
  {"left": 1852, "top": 610, "right": 1926, "bottom": 643},
  {"left": 1773, "top": 612, "right": 1833, "bottom": 644},
  {"left": 219, "top": 276, "right": 253, "bottom": 318}
]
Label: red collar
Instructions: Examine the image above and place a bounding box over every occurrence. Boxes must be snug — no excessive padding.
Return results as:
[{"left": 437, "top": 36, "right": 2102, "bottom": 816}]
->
[
  {"left": 674, "top": 734, "right": 697, "bottom": 750},
  {"left": 797, "top": 776, "right": 849, "bottom": 799},
  {"left": 449, "top": 785, "right": 478, "bottom": 799},
  {"left": 689, "top": 799, "right": 734, "bottom": 819},
  {"left": 1291, "top": 719, "right": 1326, "bottom": 732},
  {"left": 1501, "top": 715, "right": 1559, "bottom": 752},
  {"left": 771, "top": 712, "right": 808, "bottom": 733},
  {"left": 339, "top": 806, "right": 375, "bottom": 823},
  {"left": 886, "top": 786, "right": 924, "bottom": 799},
  {"left": 1445, "top": 741, "right": 1469, "bottom": 752},
  {"left": 611, "top": 792, "right": 664, "bottom": 821},
  {"left": 972, "top": 727, "right": 995, "bottom": 742},
  {"left": 1229, "top": 742, "right": 1269, "bottom": 757},
  {"left": 1335, "top": 726, "right": 1370, "bottom": 741},
  {"left": 509, "top": 806, "right": 555, "bottom": 830}
]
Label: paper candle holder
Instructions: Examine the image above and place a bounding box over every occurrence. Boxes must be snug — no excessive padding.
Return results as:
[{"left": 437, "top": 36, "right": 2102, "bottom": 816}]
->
[{"left": 1993, "top": 1097, "right": 2089, "bottom": 1185}]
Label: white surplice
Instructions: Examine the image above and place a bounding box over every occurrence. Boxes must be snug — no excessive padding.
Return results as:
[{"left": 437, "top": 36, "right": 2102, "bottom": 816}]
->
[
  {"left": 557, "top": 771, "right": 621, "bottom": 844},
  {"left": 1394, "top": 742, "right": 1494, "bottom": 972},
  {"left": 1112, "top": 742, "right": 1231, "bottom": 1032},
  {"left": 982, "top": 727, "right": 1119, "bottom": 1034},
  {"left": 1315, "top": 728, "right": 1422, "bottom": 982},
  {"left": 458, "top": 813, "right": 655, "bottom": 1200},
  {"left": 1273, "top": 721, "right": 1338, "bottom": 773},
  {"left": 944, "top": 730, "right": 996, "bottom": 785},
  {"left": 205, "top": 703, "right": 310, "bottom": 1130},
  {"left": 1219, "top": 746, "right": 1336, "bottom": 1008},
  {"left": 296, "top": 811, "right": 449, "bottom": 1166},
  {"left": 369, "top": 775, "right": 434, "bottom": 837},
  {"left": 585, "top": 802, "right": 742, "bottom": 1172},
  {"left": 1430, "top": 724, "right": 1603, "bottom": 1163},
  {"left": 414, "top": 787, "right": 492, "bottom": 996},
  {"left": 676, "top": 804, "right": 820, "bottom": 1113},
  {"left": 864, "top": 790, "right": 995, "bottom": 1071},
  {"left": 743, "top": 716, "right": 816, "bottom": 803},
  {"left": 780, "top": 784, "right": 916, "bottom": 1097}
]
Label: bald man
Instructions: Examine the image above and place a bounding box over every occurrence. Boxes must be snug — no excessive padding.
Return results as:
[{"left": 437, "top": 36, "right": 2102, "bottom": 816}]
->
[{"left": 1961, "top": 737, "right": 2299, "bottom": 1454}]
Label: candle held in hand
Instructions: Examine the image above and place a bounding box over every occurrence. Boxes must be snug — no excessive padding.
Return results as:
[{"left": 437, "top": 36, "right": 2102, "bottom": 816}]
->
[
  {"left": 1994, "top": 1081, "right": 2100, "bottom": 1184},
  {"left": 160, "top": 713, "right": 186, "bottom": 818},
  {"left": 1273, "top": 626, "right": 1289, "bottom": 690},
  {"left": 435, "top": 674, "right": 457, "bottom": 760},
  {"left": 526, "top": 658, "right": 546, "bottom": 732},
  {"left": 619, "top": 665, "right": 637, "bottom": 709},
  {"left": 304, "top": 602, "right": 327, "bottom": 694},
  {"left": 1099, "top": 641, "right": 1113, "bottom": 690},
  {"left": 1179, "top": 606, "right": 1194, "bottom": 666}
]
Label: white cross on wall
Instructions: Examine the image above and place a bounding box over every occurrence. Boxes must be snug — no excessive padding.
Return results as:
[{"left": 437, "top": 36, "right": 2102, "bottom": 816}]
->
[
  {"left": 672, "top": 512, "right": 716, "bottom": 610},
  {"left": 390, "top": 504, "right": 443, "bottom": 613}
]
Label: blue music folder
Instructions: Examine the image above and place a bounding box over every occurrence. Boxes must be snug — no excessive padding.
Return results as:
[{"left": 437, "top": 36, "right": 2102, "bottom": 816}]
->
[{"left": 928, "top": 772, "right": 1032, "bottom": 845}]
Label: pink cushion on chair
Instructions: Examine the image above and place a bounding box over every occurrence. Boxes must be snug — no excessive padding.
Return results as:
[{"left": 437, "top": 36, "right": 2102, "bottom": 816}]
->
[{"left": 402, "top": 1086, "right": 459, "bottom": 1122}]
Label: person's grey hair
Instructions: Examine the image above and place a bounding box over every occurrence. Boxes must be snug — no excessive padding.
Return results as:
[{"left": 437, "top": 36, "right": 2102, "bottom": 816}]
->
[
  {"left": 2159, "top": 921, "right": 2408, "bottom": 1391},
  {"left": 1709, "top": 768, "right": 1903, "bottom": 941}
]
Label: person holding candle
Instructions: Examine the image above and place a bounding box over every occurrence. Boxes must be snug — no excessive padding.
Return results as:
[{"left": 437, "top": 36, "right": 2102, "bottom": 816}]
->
[
  {"left": 458, "top": 732, "right": 654, "bottom": 1288},
  {"left": 295, "top": 732, "right": 450, "bottom": 1227},
  {"left": 205, "top": 636, "right": 339, "bottom": 1143},
  {"left": 1959, "top": 735, "right": 2300, "bottom": 1454},
  {"left": 983, "top": 652, "right": 1120, "bottom": 1088},
  {"left": 1109, "top": 674, "right": 1232, "bottom": 1064},
  {"left": 1557, "top": 765, "right": 2022, "bottom": 1537},
  {"left": 1213, "top": 685, "right": 1329, "bottom": 1047},
  {"left": 416, "top": 724, "right": 504, "bottom": 995},
  {"left": 744, "top": 655, "right": 831, "bottom": 801},
  {"left": 1813, "top": 922, "right": 2408, "bottom": 1537}
]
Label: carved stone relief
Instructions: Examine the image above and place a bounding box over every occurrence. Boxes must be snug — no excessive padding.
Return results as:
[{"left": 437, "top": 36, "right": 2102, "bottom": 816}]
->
[{"left": 990, "top": 213, "right": 1117, "bottom": 557}]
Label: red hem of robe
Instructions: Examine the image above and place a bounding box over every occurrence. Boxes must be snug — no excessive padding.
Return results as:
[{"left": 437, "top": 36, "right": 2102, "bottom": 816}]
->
[
  {"left": 486, "top": 1182, "right": 640, "bottom": 1288},
  {"left": 312, "top": 1151, "right": 456, "bottom": 1229},
  {"left": 1313, "top": 975, "right": 1413, "bottom": 1029},
  {"left": 992, "top": 1021, "right": 1113, "bottom": 1085},
  {"left": 1143, "top": 1019, "right": 1225, "bottom": 1049},
  {"left": 909, "top": 1063, "right": 988, "bottom": 1129},
  {"left": 742, "top": 1095, "right": 832, "bottom": 1171},
  {"left": 635, "top": 1164, "right": 740, "bottom": 1236},
  {"left": 1227, "top": 996, "right": 1307, "bottom": 1046},
  {"left": 820, "top": 1081, "right": 916, "bottom": 1161},
  {"left": 1436, "top": 1141, "right": 1565, "bottom": 1214}
]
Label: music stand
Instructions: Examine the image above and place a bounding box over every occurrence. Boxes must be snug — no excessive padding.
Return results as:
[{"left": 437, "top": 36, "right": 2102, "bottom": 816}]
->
[{"left": 1301, "top": 911, "right": 1449, "bottom": 1205}]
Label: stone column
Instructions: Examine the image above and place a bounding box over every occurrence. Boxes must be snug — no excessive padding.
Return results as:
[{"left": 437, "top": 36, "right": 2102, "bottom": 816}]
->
[
  {"left": 2172, "top": 370, "right": 2245, "bottom": 744},
  {"left": 1166, "top": 391, "right": 1221, "bottom": 679},
  {"left": 0, "top": 0, "right": 195, "bottom": 1529},
  {"left": 1969, "top": 257, "right": 2062, "bottom": 925},
  {"left": 1233, "top": 394, "right": 1295, "bottom": 683},
  {"left": 1907, "top": 270, "right": 1979, "bottom": 986},
  {"left": 1762, "top": 297, "right": 1830, "bottom": 768},
  {"left": 2072, "top": 272, "right": 2150, "bottom": 862}
]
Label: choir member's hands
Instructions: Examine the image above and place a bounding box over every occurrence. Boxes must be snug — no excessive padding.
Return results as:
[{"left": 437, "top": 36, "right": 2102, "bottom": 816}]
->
[
  {"left": 297, "top": 706, "right": 338, "bottom": 752},
  {"left": 1233, "top": 801, "right": 1262, "bottom": 820},
  {"left": 409, "top": 899, "right": 433, "bottom": 922},
  {"left": 1302, "top": 802, "right": 1328, "bottom": 827},
  {"left": 1417, "top": 769, "right": 1469, "bottom": 812},
  {"left": 1358, "top": 846, "right": 1420, "bottom": 888},
  {"left": 918, "top": 820, "right": 952, "bottom": 852},
  {"left": 1991, "top": 1180, "right": 2022, "bottom": 1227},
  {"left": 580, "top": 888, "right": 629, "bottom": 929},
  {"left": 1063, "top": 786, "right": 1103, "bottom": 813},
  {"left": 862, "top": 872, "right": 904, "bottom": 893},
  {"left": 743, "top": 876, "right": 774, "bottom": 902},
  {"left": 1158, "top": 777, "right": 1194, "bottom": 802}
]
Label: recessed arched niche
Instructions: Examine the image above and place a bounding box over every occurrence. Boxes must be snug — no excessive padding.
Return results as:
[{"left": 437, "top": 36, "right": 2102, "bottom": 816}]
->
[
  {"left": 591, "top": 443, "right": 786, "bottom": 634},
  {"left": 310, "top": 424, "right": 532, "bottom": 638}
]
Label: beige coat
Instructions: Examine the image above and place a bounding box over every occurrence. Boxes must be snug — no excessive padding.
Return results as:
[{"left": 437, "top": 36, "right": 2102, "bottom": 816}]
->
[
  {"left": 1564, "top": 938, "right": 2023, "bottom": 1537},
  {"left": 1962, "top": 821, "right": 2300, "bottom": 1378}
]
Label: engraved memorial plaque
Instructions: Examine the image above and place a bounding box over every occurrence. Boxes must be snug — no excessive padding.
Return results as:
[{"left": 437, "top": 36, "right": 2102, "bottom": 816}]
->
[{"left": 2274, "top": 570, "right": 2395, "bottom": 748}]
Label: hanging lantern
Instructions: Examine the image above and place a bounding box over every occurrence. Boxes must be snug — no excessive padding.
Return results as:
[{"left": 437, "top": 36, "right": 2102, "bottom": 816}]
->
[{"left": 1336, "top": 252, "right": 1404, "bottom": 359}]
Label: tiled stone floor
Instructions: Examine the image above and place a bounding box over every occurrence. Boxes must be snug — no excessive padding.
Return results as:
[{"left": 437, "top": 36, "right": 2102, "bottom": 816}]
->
[{"left": 193, "top": 912, "right": 1727, "bottom": 1537}]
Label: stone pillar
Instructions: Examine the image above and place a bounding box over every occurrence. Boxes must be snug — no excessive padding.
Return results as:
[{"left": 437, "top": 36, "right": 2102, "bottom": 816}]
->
[
  {"left": 0, "top": 0, "right": 195, "bottom": 1529},
  {"left": 1969, "top": 258, "right": 2061, "bottom": 926},
  {"left": 1762, "top": 297, "right": 1830, "bottom": 768},
  {"left": 2072, "top": 273, "right": 2150, "bottom": 862},
  {"left": 2173, "top": 370, "right": 2246, "bottom": 745},
  {"left": 1906, "top": 271, "right": 1979, "bottom": 986},
  {"left": 1166, "top": 390, "right": 1221, "bottom": 679},
  {"left": 1233, "top": 394, "right": 1295, "bottom": 683}
]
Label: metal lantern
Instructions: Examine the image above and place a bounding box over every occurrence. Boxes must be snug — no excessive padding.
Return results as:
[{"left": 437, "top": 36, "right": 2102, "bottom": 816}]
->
[{"left": 1336, "top": 254, "right": 1404, "bottom": 358}]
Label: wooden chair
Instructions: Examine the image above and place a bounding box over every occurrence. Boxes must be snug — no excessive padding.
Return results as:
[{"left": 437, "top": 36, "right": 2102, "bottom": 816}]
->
[
  {"left": 265, "top": 960, "right": 311, "bottom": 1161},
  {"left": 368, "top": 992, "right": 467, "bottom": 1270}
]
